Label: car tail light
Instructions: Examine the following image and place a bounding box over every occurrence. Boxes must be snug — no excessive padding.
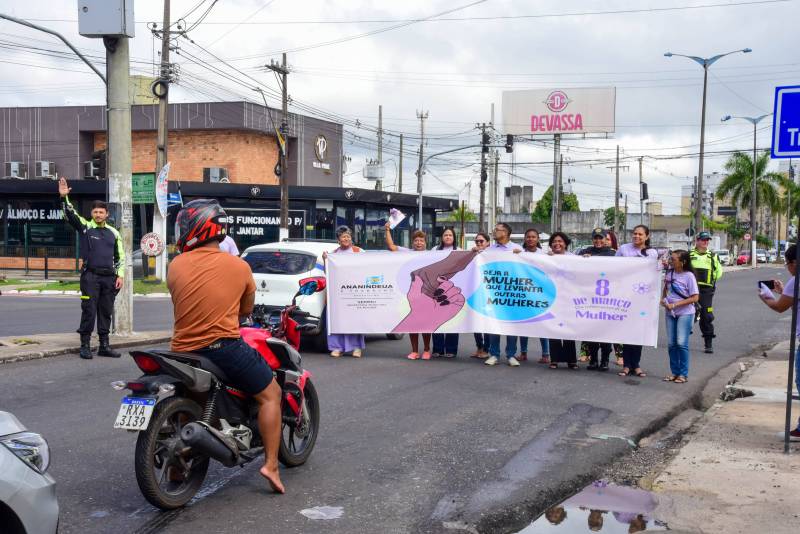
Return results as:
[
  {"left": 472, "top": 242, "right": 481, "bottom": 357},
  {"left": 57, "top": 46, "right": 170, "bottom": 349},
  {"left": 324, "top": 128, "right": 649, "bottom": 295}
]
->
[{"left": 132, "top": 353, "right": 161, "bottom": 374}]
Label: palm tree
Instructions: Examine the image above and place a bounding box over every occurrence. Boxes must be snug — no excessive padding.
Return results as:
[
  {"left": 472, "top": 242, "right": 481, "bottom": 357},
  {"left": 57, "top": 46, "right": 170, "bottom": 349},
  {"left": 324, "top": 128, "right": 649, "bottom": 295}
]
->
[{"left": 716, "top": 150, "right": 783, "bottom": 228}]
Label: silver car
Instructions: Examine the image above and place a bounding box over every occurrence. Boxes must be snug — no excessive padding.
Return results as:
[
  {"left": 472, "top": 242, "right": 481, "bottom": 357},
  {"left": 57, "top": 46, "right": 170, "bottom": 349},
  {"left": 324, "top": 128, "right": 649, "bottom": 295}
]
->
[{"left": 0, "top": 411, "right": 58, "bottom": 533}]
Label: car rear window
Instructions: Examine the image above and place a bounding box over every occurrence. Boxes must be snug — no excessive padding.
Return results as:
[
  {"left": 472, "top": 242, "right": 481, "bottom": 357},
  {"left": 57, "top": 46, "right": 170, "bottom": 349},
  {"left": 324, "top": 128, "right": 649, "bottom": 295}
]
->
[{"left": 243, "top": 251, "right": 317, "bottom": 275}]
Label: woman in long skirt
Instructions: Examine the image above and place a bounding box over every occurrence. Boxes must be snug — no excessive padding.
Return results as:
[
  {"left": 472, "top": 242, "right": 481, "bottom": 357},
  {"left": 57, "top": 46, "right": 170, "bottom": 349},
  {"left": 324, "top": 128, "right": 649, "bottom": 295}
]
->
[{"left": 323, "top": 226, "right": 366, "bottom": 358}]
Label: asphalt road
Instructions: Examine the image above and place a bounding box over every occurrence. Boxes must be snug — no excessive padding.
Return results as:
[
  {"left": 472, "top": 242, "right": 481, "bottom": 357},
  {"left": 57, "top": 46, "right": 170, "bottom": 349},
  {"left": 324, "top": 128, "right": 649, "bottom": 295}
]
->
[
  {"left": 0, "top": 266, "right": 793, "bottom": 534},
  {"left": 0, "top": 296, "right": 173, "bottom": 336}
]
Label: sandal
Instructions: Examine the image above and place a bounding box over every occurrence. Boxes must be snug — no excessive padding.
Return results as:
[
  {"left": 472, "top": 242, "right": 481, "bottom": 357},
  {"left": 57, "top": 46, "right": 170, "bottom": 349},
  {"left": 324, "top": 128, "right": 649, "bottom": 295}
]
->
[
  {"left": 568, "top": 363, "right": 579, "bottom": 370},
  {"left": 673, "top": 376, "right": 687, "bottom": 383},
  {"left": 633, "top": 369, "right": 647, "bottom": 377},
  {"left": 549, "top": 363, "right": 558, "bottom": 369},
  {"left": 663, "top": 375, "right": 676, "bottom": 382},
  {"left": 618, "top": 368, "right": 631, "bottom": 376},
  {"left": 538, "top": 356, "right": 550, "bottom": 364}
]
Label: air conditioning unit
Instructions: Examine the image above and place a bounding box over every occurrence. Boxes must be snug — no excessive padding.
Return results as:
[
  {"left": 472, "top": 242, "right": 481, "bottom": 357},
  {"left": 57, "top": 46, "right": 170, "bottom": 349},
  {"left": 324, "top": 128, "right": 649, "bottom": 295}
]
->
[
  {"left": 35, "top": 161, "right": 56, "bottom": 179},
  {"left": 4, "top": 161, "right": 26, "bottom": 178},
  {"left": 203, "top": 167, "right": 230, "bottom": 183},
  {"left": 83, "top": 161, "right": 98, "bottom": 179}
]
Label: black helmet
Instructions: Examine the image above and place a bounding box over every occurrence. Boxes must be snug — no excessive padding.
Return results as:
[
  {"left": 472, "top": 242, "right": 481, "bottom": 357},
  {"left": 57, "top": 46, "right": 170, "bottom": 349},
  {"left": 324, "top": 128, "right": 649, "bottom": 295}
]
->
[{"left": 175, "top": 199, "right": 228, "bottom": 253}]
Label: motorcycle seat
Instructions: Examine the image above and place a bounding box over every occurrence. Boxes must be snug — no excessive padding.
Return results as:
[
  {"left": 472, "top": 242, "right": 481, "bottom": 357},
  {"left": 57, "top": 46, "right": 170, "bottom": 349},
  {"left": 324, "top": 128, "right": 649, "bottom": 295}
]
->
[{"left": 152, "top": 350, "right": 231, "bottom": 383}]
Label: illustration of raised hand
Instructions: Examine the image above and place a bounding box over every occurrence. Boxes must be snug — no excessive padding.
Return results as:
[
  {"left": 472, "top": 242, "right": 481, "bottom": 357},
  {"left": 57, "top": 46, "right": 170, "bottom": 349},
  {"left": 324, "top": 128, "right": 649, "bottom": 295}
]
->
[{"left": 392, "top": 275, "right": 465, "bottom": 333}]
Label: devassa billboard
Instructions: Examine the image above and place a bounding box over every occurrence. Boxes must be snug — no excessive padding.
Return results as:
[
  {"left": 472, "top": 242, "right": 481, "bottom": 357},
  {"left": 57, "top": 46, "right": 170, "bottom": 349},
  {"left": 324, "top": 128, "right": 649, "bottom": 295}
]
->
[{"left": 502, "top": 87, "right": 616, "bottom": 135}]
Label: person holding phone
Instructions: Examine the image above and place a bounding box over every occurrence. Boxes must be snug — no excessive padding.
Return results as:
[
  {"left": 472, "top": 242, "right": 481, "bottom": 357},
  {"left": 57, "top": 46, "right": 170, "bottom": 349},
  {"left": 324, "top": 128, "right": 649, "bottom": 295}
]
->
[
  {"left": 758, "top": 244, "right": 800, "bottom": 439},
  {"left": 661, "top": 250, "right": 700, "bottom": 383}
]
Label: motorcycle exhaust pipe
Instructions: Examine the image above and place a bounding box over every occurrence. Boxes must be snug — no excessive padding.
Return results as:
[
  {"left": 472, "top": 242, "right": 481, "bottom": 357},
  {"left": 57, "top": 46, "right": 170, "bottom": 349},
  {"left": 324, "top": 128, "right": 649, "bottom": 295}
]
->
[{"left": 181, "top": 422, "right": 239, "bottom": 467}]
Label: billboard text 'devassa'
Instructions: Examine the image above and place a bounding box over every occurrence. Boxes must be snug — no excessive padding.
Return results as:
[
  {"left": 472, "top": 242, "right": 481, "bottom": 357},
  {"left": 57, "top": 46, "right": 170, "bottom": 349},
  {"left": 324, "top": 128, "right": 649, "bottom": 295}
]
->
[{"left": 502, "top": 87, "right": 616, "bottom": 135}]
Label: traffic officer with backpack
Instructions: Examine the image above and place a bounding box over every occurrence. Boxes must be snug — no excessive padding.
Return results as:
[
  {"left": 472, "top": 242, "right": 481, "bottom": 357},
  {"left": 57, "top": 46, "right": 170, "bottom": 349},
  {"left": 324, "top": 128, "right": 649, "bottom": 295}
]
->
[
  {"left": 690, "top": 231, "right": 723, "bottom": 353},
  {"left": 59, "top": 177, "right": 124, "bottom": 360}
]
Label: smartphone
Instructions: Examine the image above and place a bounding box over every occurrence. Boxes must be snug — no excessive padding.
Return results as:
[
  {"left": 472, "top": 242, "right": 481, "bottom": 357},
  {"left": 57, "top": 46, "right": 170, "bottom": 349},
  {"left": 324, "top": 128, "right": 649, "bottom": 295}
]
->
[{"left": 759, "top": 280, "right": 776, "bottom": 290}]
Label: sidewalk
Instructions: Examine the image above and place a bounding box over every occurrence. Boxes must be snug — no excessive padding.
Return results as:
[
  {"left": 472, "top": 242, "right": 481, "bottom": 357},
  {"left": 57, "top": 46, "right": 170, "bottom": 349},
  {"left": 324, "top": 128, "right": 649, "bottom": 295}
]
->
[
  {"left": 648, "top": 340, "right": 800, "bottom": 533},
  {"left": 0, "top": 330, "right": 172, "bottom": 363}
]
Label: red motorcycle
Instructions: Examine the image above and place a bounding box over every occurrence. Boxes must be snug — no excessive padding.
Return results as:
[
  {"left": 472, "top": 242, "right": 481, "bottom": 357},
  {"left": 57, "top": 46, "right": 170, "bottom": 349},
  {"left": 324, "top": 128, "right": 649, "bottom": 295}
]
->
[{"left": 111, "top": 277, "right": 324, "bottom": 510}]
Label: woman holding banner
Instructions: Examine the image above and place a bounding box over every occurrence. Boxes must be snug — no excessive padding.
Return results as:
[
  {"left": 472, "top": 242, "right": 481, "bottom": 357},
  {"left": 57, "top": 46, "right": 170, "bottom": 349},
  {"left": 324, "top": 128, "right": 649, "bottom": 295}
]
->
[
  {"left": 385, "top": 223, "right": 433, "bottom": 360},
  {"left": 615, "top": 225, "right": 659, "bottom": 378},
  {"left": 546, "top": 232, "right": 579, "bottom": 370},
  {"left": 471, "top": 232, "right": 492, "bottom": 359},
  {"left": 513, "top": 228, "right": 551, "bottom": 364},
  {"left": 432, "top": 227, "right": 460, "bottom": 358},
  {"left": 323, "top": 226, "right": 366, "bottom": 358}
]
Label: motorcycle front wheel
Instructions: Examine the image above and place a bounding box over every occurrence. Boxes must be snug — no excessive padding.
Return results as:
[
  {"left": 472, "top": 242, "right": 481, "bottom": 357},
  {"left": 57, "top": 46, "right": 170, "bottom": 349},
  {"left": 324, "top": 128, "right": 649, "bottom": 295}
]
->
[
  {"left": 279, "top": 379, "right": 320, "bottom": 467},
  {"left": 134, "top": 396, "right": 210, "bottom": 510}
]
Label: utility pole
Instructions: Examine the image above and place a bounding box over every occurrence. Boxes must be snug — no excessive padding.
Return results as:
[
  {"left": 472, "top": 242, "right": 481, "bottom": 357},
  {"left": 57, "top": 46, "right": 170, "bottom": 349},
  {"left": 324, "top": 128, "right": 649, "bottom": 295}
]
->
[
  {"left": 106, "top": 36, "right": 133, "bottom": 335},
  {"left": 615, "top": 146, "right": 620, "bottom": 235},
  {"left": 376, "top": 104, "right": 383, "bottom": 191},
  {"left": 490, "top": 149, "right": 499, "bottom": 230},
  {"left": 398, "top": 133, "right": 403, "bottom": 193},
  {"left": 267, "top": 54, "right": 290, "bottom": 240},
  {"left": 624, "top": 194, "right": 629, "bottom": 230},
  {"left": 153, "top": 0, "right": 171, "bottom": 282},
  {"left": 415, "top": 110, "right": 428, "bottom": 230},
  {"left": 478, "top": 123, "right": 488, "bottom": 232},
  {"left": 550, "top": 134, "right": 561, "bottom": 234},
  {"left": 606, "top": 145, "right": 629, "bottom": 238},
  {"left": 638, "top": 157, "right": 644, "bottom": 227},
  {"left": 555, "top": 154, "right": 564, "bottom": 231}
]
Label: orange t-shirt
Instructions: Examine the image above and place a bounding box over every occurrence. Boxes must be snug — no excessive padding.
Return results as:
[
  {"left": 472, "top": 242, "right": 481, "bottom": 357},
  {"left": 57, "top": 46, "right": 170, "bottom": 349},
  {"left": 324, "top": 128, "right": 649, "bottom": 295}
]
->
[{"left": 167, "top": 247, "right": 256, "bottom": 352}]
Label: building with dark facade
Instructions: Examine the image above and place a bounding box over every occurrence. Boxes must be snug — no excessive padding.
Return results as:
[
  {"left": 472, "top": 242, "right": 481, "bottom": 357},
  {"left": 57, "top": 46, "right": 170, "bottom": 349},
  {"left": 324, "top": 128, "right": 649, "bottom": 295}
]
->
[{"left": 0, "top": 102, "right": 454, "bottom": 272}]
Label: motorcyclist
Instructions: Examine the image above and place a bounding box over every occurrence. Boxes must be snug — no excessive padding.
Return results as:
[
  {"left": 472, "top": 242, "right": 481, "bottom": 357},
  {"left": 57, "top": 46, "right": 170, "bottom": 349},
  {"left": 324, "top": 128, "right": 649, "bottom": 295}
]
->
[{"left": 167, "top": 199, "right": 285, "bottom": 494}]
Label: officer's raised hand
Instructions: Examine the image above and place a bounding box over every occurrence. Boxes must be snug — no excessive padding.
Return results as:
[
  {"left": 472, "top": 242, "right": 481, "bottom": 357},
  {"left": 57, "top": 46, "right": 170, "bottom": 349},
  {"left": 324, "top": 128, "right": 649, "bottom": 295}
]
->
[{"left": 58, "top": 177, "right": 71, "bottom": 197}]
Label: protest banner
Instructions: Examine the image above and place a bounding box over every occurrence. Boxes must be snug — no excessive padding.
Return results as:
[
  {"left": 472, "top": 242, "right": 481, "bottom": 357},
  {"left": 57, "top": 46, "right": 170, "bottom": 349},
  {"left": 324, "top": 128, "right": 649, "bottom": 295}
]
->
[{"left": 326, "top": 250, "right": 661, "bottom": 346}]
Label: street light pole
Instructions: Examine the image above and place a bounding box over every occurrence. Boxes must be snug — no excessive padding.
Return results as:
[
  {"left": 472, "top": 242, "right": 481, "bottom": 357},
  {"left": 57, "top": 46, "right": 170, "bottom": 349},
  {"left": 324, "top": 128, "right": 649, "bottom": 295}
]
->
[
  {"left": 665, "top": 48, "right": 752, "bottom": 235},
  {"left": 721, "top": 113, "right": 770, "bottom": 268}
]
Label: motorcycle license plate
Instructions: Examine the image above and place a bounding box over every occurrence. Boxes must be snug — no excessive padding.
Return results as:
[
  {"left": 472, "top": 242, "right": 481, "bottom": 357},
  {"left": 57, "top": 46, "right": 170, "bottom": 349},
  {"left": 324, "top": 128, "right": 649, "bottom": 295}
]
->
[{"left": 113, "top": 397, "right": 156, "bottom": 430}]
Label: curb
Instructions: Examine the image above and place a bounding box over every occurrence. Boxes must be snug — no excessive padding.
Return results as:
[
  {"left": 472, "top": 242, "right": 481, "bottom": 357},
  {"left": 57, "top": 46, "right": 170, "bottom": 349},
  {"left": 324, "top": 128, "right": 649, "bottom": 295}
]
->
[
  {"left": 0, "top": 336, "right": 172, "bottom": 364},
  {"left": 468, "top": 343, "right": 782, "bottom": 534}
]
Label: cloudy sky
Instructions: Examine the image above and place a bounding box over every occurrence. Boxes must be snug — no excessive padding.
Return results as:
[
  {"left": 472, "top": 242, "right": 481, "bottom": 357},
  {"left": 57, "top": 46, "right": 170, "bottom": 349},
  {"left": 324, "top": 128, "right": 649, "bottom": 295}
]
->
[{"left": 0, "top": 0, "right": 796, "bottom": 214}]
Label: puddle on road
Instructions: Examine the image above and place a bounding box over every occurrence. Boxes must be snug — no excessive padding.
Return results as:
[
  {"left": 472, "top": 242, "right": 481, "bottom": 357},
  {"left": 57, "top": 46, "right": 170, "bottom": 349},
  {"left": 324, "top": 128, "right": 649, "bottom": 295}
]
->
[{"left": 518, "top": 482, "right": 667, "bottom": 533}]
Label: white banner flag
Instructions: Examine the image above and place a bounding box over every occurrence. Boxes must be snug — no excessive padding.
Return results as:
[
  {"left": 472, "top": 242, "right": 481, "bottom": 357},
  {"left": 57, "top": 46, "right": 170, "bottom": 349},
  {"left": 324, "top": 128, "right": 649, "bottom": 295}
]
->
[{"left": 326, "top": 250, "right": 661, "bottom": 346}]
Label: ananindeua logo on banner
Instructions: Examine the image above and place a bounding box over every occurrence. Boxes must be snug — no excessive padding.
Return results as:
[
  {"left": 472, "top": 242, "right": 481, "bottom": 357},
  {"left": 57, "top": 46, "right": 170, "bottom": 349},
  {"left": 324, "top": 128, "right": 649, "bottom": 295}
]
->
[{"left": 326, "top": 250, "right": 660, "bottom": 347}]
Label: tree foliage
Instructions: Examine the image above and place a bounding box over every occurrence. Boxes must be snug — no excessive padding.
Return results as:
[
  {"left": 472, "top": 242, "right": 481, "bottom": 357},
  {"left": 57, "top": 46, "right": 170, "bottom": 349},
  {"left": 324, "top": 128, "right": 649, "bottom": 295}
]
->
[
  {"left": 441, "top": 204, "right": 477, "bottom": 223},
  {"left": 716, "top": 150, "right": 783, "bottom": 214},
  {"left": 531, "top": 185, "right": 580, "bottom": 223},
  {"left": 603, "top": 207, "right": 625, "bottom": 229}
]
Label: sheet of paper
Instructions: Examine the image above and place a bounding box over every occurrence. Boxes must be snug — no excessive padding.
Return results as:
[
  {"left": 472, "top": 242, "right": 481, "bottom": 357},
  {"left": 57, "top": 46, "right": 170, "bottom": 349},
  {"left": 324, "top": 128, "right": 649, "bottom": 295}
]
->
[
  {"left": 759, "top": 282, "right": 776, "bottom": 300},
  {"left": 388, "top": 208, "right": 406, "bottom": 229}
]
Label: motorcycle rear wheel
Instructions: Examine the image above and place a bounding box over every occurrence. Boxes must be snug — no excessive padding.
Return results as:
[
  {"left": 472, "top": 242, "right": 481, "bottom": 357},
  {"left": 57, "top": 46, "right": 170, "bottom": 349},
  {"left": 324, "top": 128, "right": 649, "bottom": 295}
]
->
[
  {"left": 279, "top": 379, "right": 320, "bottom": 467},
  {"left": 134, "top": 397, "right": 210, "bottom": 510}
]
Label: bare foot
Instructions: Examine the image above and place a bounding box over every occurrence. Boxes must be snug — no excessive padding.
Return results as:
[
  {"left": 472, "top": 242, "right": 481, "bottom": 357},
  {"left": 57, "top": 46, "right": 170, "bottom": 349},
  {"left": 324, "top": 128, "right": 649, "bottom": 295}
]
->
[{"left": 259, "top": 465, "right": 285, "bottom": 494}]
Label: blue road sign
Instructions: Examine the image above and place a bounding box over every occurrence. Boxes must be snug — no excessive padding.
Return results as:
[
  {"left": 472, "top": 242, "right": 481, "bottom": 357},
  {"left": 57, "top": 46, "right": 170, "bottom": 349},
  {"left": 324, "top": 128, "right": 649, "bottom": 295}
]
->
[{"left": 772, "top": 85, "right": 800, "bottom": 159}]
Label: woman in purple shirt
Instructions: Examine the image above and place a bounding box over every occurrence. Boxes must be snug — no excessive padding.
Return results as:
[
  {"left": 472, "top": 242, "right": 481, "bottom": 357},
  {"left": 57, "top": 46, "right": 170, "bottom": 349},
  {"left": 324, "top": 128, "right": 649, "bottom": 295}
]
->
[
  {"left": 661, "top": 250, "right": 699, "bottom": 383},
  {"left": 615, "top": 225, "right": 658, "bottom": 377}
]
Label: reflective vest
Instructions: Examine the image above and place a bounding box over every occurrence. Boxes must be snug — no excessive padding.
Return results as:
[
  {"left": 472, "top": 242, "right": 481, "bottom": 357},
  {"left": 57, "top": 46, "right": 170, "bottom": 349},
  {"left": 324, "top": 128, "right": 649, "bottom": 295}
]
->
[{"left": 690, "top": 249, "right": 723, "bottom": 287}]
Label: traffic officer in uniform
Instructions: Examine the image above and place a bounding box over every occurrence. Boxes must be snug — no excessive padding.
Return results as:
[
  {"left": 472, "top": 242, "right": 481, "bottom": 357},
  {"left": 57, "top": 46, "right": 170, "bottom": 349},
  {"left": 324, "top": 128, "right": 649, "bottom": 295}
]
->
[
  {"left": 690, "top": 231, "right": 723, "bottom": 353},
  {"left": 58, "top": 177, "right": 124, "bottom": 359}
]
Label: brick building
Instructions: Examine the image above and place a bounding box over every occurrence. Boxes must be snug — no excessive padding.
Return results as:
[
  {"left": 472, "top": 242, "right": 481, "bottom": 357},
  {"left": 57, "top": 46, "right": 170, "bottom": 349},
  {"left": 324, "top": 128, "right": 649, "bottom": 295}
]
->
[{"left": 0, "top": 101, "right": 454, "bottom": 272}]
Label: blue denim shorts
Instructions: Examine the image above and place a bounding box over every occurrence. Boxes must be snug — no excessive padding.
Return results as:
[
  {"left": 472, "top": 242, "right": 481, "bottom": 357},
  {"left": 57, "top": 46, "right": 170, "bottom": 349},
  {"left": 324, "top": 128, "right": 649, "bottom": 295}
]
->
[{"left": 197, "top": 338, "right": 273, "bottom": 395}]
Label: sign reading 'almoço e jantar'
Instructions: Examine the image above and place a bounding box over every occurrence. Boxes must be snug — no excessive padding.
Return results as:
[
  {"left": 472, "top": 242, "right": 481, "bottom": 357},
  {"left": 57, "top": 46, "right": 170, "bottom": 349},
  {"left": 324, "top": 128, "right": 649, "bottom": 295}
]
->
[{"left": 502, "top": 87, "right": 616, "bottom": 135}]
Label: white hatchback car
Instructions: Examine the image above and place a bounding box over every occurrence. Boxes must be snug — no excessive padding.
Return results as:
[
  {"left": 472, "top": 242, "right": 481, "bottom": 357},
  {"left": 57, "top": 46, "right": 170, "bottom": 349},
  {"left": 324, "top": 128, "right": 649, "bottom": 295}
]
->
[
  {"left": 0, "top": 411, "right": 58, "bottom": 533},
  {"left": 241, "top": 240, "right": 337, "bottom": 350}
]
